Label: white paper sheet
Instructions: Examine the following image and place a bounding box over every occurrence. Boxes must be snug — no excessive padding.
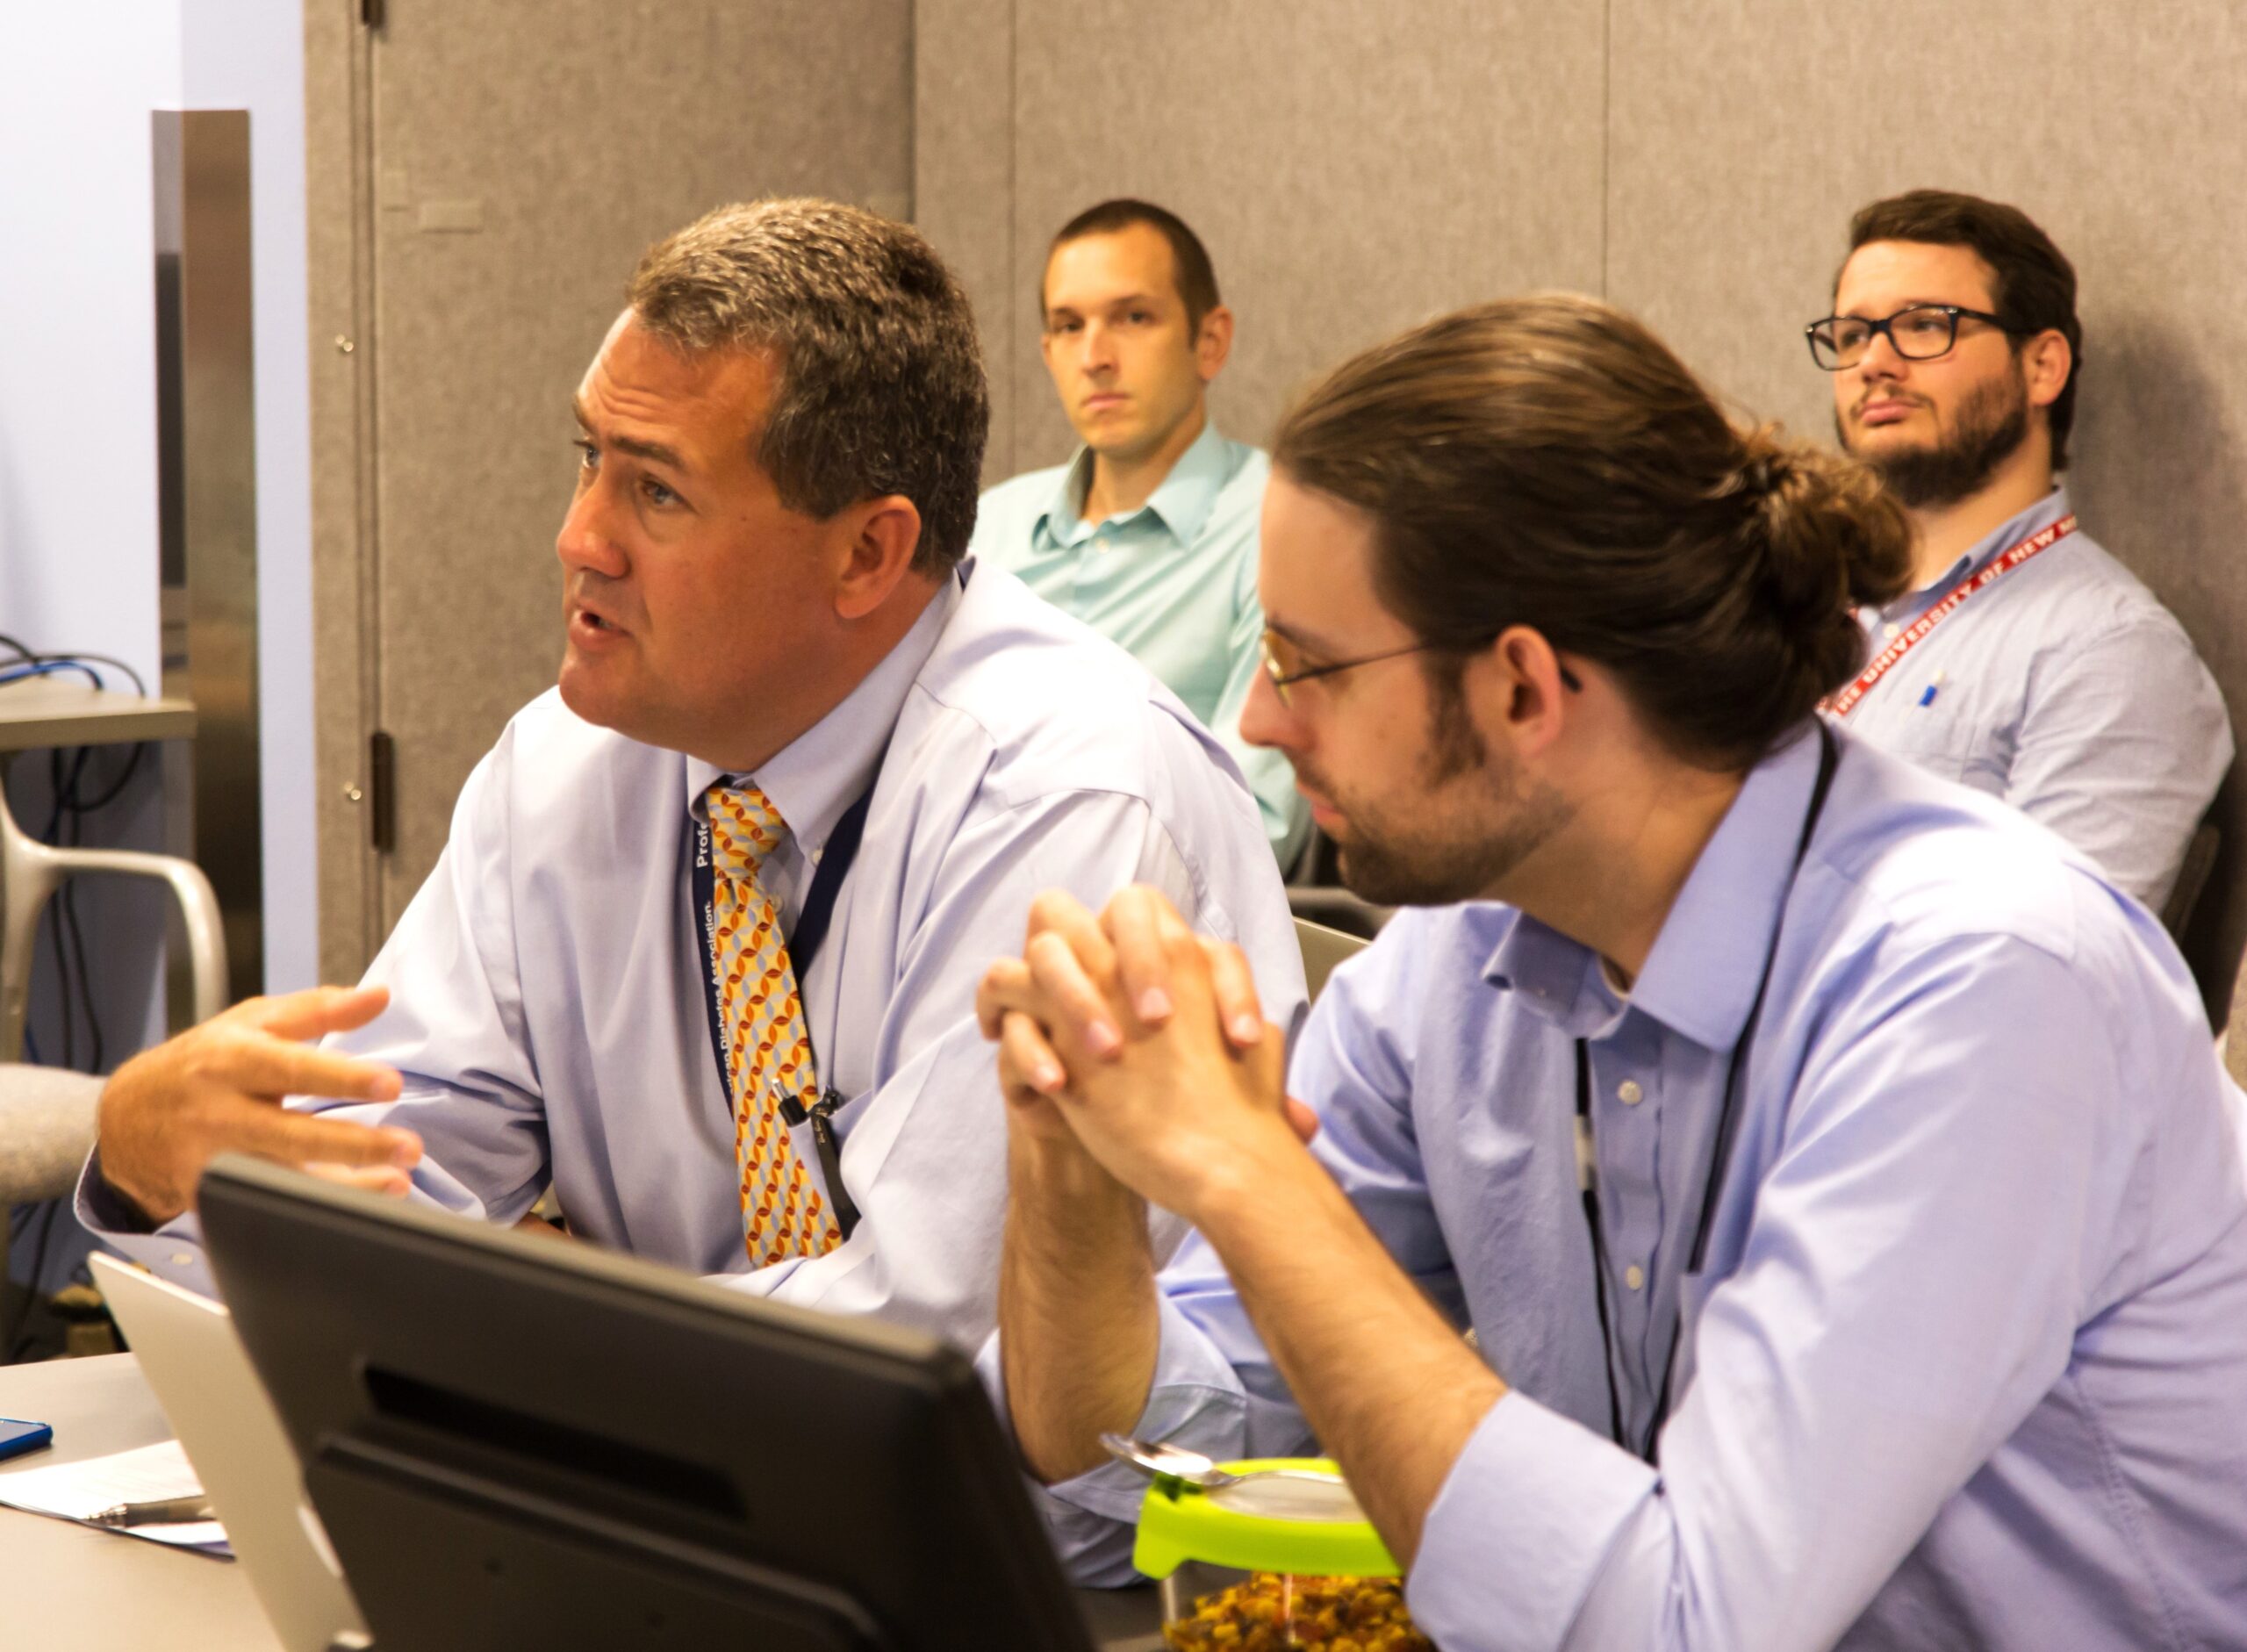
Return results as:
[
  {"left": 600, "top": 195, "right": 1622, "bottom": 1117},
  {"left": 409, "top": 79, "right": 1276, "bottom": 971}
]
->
[{"left": 0, "top": 1438, "right": 231, "bottom": 1554}]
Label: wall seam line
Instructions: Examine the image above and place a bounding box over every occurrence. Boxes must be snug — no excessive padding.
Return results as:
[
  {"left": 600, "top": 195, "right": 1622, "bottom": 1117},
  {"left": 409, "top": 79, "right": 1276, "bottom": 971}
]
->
[
  {"left": 1600, "top": 0, "right": 1612, "bottom": 299},
  {"left": 1007, "top": 0, "right": 1019, "bottom": 476}
]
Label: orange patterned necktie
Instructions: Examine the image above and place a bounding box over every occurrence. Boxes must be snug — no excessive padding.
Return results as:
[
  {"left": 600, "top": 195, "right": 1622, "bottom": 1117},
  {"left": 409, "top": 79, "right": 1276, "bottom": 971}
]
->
[{"left": 703, "top": 781, "right": 843, "bottom": 1264}]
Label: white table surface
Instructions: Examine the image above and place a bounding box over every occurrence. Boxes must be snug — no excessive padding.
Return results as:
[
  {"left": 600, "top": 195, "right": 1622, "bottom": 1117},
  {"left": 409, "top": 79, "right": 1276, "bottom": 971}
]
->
[
  {"left": 0, "top": 1353, "right": 277, "bottom": 1651},
  {"left": 0, "top": 1353, "right": 1166, "bottom": 1650}
]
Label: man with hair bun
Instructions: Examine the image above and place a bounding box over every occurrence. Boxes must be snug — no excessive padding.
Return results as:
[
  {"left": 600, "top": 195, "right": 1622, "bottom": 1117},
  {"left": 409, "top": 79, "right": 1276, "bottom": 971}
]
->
[
  {"left": 980, "top": 294, "right": 2247, "bottom": 1648},
  {"left": 970, "top": 199, "right": 1309, "bottom": 866},
  {"left": 82, "top": 198, "right": 1303, "bottom": 1351},
  {"left": 1813, "top": 188, "right": 2229, "bottom": 913}
]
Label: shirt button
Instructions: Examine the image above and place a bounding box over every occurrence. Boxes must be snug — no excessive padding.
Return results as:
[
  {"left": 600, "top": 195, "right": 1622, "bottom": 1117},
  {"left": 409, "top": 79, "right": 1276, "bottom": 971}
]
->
[
  {"left": 1618, "top": 1079, "right": 1643, "bottom": 1105},
  {"left": 1094, "top": 536, "right": 1109, "bottom": 551},
  {"left": 172, "top": 1253, "right": 195, "bottom": 1268},
  {"left": 1625, "top": 1264, "right": 1646, "bottom": 1292},
  {"left": 1882, "top": 621, "right": 1900, "bottom": 640}
]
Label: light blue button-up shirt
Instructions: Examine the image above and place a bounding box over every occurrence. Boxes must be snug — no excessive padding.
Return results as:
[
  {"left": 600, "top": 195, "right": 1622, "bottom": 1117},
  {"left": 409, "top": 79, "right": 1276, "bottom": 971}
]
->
[
  {"left": 1016, "top": 729, "right": 2247, "bottom": 1649},
  {"left": 970, "top": 421, "right": 1310, "bottom": 866},
  {"left": 1841, "top": 485, "right": 2232, "bottom": 909},
  {"left": 83, "top": 565, "right": 1307, "bottom": 1353}
]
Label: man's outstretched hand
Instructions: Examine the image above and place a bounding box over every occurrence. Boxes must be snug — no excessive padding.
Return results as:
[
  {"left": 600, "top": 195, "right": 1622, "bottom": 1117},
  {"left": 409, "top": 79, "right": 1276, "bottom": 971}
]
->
[{"left": 96, "top": 985, "right": 419, "bottom": 1225}]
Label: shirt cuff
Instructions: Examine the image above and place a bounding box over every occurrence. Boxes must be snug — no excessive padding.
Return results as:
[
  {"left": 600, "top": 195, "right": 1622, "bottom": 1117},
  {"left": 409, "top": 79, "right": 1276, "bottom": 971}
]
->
[
  {"left": 973, "top": 1294, "right": 1253, "bottom": 1583},
  {"left": 72, "top": 1148, "right": 218, "bottom": 1296},
  {"left": 1406, "top": 1390, "right": 1658, "bottom": 1652}
]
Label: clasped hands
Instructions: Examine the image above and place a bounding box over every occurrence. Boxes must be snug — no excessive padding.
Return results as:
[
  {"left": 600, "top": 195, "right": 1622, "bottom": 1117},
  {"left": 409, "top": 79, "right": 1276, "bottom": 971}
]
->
[{"left": 976, "top": 885, "right": 1316, "bottom": 1222}]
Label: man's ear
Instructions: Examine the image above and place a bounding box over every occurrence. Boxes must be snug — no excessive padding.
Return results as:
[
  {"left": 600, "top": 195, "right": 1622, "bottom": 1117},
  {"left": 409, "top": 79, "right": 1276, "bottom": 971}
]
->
[
  {"left": 2021, "top": 328, "right": 2072, "bottom": 413},
  {"left": 1195, "top": 305, "right": 1235, "bottom": 384},
  {"left": 1479, "top": 625, "right": 1573, "bottom": 758},
  {"left": 834, "top": 495, "right": 926, "bottom": 621}
]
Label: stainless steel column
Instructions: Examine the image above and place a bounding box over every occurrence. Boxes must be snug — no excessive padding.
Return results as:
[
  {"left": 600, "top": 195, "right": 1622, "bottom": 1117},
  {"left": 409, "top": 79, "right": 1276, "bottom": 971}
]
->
[{"left": 153, "top": 110, "right": 262, "bottom": 1007}]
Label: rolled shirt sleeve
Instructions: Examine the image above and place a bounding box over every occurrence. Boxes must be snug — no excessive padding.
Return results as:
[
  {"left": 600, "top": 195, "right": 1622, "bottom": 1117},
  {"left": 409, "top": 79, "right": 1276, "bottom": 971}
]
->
[
  {"left": 1405, "top": 934, "right": 2146, "bottom": 1652},
  {"left": 1006, "top": 924, "right": 1468, "bottom": 1577}
]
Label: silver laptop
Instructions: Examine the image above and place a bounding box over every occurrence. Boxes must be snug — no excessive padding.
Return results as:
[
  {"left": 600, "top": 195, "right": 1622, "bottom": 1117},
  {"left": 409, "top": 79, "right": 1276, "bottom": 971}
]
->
[{"left": 89, "top": 1253, "right": 370, "bottom": 1652}]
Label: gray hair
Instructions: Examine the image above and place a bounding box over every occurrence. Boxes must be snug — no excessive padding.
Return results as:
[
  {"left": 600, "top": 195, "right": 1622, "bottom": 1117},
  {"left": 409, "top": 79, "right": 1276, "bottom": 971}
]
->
[{"left": 628, "top": 198, "right": 988, "bottom": 573}]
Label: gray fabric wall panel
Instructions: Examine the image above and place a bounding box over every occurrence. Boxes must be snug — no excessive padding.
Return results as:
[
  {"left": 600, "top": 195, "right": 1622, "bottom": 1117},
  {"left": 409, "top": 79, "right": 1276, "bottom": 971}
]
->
[
  {"left": 914, "top": 0, "right": 1019, "bottom": 480},
  {"left": 360, "top": 1, "right": 912, "bottom": 924},
  {"left": 305, "top": 0, "right": 376, "bottom": 983},
  {"left": 1607, "top": 0, "right": 2247, "bottom": 1006},
  {"left": 996, "top": 0, "right": 1606, "bottom": 475}
]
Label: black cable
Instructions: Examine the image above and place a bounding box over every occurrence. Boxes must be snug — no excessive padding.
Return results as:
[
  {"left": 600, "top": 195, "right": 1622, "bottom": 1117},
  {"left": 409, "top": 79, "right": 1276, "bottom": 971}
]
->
[
  {"left": 42, "top": 751, "right": 83, "bottom": 1069},
  {"left": 47, "top": 651, "right": 147, "bottom": 696},
  {"left": 0, "top": 634, "right": 149, "bottom": 697},
  {"left": 60, "top": 885, "right": 99, "bottom": 1074},
  {"left": 67, "top": 742, "right": 145, "bottom": 814},
  {"left": 4, "top": 1200, "right": 65, "bottom": 1362},
  {"left": 31, "top": 745, "right": 118, "bottom": 1075},
  {"left": 61, "top": 749, "right": 109, "bottom": 1075},
  {"left": 0, "top": 634, "right": 156, "bottom": 1059}
]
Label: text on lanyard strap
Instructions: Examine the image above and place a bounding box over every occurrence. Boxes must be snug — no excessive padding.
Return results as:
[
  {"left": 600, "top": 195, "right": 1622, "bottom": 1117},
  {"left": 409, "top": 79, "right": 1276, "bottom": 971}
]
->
[{"left": 1822, "top": 514, "right": 2077, "bottom": 719}]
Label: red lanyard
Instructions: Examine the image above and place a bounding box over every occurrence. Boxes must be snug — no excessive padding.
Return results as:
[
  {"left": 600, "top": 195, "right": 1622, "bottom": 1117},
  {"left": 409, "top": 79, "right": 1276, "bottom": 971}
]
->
[{"left": 1822, "top": 514, "right": 2077, "bottom": 718}]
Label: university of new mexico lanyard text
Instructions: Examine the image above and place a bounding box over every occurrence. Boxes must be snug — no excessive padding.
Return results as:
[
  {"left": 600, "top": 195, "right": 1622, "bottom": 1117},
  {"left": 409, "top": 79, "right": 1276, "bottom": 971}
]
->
[{"left": 1823, "top": 514, "right": 2077, "bottom": 718}]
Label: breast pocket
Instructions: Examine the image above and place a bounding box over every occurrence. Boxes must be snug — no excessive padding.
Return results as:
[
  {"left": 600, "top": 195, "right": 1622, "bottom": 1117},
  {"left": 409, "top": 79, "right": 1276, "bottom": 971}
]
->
[{"left": 1868, "top": 703, "right": 2002, "bottom": 795}]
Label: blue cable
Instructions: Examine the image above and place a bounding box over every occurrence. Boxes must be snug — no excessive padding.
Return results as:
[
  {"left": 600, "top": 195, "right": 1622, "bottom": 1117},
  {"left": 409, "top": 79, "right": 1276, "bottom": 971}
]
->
[{"left": 0, "top": 660, "right": 105, "bottom": 690}]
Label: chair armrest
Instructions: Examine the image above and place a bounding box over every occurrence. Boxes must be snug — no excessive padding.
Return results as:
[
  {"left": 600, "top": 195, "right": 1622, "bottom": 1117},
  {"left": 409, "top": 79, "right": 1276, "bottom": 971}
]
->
[
  {"left": 32, "top": 845, "right": 227, "bottom": 1024},
  {"left": 3, "top": 837, "right": 230, "bottom": 1062}
]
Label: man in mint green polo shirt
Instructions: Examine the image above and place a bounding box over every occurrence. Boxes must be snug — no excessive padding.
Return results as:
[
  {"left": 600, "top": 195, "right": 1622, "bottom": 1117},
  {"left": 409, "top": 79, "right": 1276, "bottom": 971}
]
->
[{"left": 969, "top": 198, "right": 1309, "bottom": 866}]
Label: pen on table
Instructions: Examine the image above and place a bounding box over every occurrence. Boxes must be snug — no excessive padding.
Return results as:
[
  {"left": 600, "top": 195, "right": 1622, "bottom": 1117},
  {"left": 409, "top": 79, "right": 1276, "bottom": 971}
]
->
[{"left": 89, "top": 1493, "right": 217, "bottom": 1527}]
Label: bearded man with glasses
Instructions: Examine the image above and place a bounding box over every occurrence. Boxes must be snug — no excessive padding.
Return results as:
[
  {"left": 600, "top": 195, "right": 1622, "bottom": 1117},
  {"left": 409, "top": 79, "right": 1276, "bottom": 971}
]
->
[{"left": 1809, "top": 189, "right": 2229, "bottom": 913}]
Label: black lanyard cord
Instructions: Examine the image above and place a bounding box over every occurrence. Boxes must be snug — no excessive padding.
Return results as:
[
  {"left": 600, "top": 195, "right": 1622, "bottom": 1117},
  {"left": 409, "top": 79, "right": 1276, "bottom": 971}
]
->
[
  {"left": 691, "top": 763, "right": 884, "bottom": 1240},
  {"left": 1576, "top": 1045, "right": 1626, "bottom": 1451},
  {"left": 1575, "top": 722, "right": 1840, "bottom": 1463}
]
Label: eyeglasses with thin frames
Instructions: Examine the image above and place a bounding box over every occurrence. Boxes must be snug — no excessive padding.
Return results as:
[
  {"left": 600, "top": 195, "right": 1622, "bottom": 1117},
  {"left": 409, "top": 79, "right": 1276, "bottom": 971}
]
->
[
  {"left": 1260, "top": 629, "right": 1581, "bottom": 709},
  {"left": 1803, "top": 304, "right": 2017, "bottom": 371}
]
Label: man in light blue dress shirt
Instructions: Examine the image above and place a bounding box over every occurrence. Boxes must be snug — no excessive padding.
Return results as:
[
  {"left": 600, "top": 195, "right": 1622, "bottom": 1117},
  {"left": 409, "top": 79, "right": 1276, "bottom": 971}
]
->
[
  {"left": 970, "top": 200, "right": 1309, "bottom": 866},
  {"left": 979, "top": 298, "right": 2247, "bottom": 1648},
  {"left": 1812, "top": 190, "right": 2231, "bottom": 911},
  {"left": 81, "top": 200, "right": 1303, "bottom": 1354}
]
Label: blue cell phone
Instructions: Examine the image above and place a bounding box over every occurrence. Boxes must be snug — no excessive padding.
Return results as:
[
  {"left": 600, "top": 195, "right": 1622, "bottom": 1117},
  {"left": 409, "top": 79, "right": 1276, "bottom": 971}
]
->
[{"left": 0, "top": 1417, "right": 54, "bottom": 1462}]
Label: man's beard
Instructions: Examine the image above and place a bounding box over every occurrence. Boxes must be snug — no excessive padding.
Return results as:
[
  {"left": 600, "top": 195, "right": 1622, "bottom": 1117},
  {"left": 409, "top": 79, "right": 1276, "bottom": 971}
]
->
[
  {"left": 1841, "top": 366, "right": 2030, "bottom": 512},
  {"left": 1311, "top": 668, "right": 1573, "bottom": 907}
]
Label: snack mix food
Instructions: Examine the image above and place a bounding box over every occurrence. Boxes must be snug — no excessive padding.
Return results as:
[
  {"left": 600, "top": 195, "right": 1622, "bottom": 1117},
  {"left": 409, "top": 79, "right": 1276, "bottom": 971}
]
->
[{"left": 1161, "top": 1572, "right": 1433, "bottom": 1651}]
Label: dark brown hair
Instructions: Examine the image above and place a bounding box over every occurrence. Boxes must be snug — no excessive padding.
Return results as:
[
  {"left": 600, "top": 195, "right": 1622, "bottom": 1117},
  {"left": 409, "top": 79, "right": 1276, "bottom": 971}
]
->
[
  {"left": 628, "top": 198, "right": 988, "bottom": 575},
  {"left": 1274, "top": 294, "right": 1913, "bottom": 770},
  {"left": 1045, "top": 199, "right": 1222, "bottom": 335},
  {"left": 1843, "top": 190, "right": 2082, "bottom": 470}
]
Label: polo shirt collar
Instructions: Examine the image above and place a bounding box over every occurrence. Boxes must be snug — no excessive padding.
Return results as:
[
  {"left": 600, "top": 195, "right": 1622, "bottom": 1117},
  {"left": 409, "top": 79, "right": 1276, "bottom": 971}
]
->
[
  {"left": 682, "top": 574, "right": 958, "bottom": 863},
  {"left": 1035, "top": 417, "right": 1231, "bottom": 549},
  {"left": 1480, "top": 726, "right": 1828, "bottom": 1054}
]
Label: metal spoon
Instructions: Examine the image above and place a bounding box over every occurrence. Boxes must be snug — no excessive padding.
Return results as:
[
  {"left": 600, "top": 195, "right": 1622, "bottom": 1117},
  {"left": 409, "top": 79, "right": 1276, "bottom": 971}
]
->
[{"left": 1098, "top": 1433, "right": 1348, "bottom": 1491}]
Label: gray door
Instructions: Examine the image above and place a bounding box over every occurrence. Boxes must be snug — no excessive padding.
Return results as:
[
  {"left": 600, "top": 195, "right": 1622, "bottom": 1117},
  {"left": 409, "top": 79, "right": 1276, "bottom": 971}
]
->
[{"left": 310, "top": 0, "right": 912, "bottom": 974}]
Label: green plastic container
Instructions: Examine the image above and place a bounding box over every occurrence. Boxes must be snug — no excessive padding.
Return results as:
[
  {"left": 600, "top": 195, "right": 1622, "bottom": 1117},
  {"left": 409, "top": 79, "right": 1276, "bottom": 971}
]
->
[
  {"left": 1133, "top": 1459, "right": 1427, "bottom": 1648},
  {"left": 1131, "top": 1458, "right": 1399, "bottom": 1580}
]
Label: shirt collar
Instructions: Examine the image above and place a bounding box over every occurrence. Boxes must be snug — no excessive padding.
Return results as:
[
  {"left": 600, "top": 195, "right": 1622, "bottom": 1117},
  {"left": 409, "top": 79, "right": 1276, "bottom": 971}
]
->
[
  {"left": 1913, "top": 483, "right": 2073, "bottom": 600},
  {"left": 682, "top": 574, "right": 959, "bottom": 862},
  {"left": 1479, "top": 726, "right": 1828, "bottom": 1053},
  {"left": 1035, "top": 418, "right": 1231, "bottom": 549}
]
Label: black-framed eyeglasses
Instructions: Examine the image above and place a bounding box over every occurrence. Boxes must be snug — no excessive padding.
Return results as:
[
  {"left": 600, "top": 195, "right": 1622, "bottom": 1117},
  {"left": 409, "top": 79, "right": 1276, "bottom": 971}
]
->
[
  {"left": 1260, "top": 629, "right": 1580, "bottom": 709},
  {"left": 1804, "top": 304, "right": 2015, "bottom": 371}
]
